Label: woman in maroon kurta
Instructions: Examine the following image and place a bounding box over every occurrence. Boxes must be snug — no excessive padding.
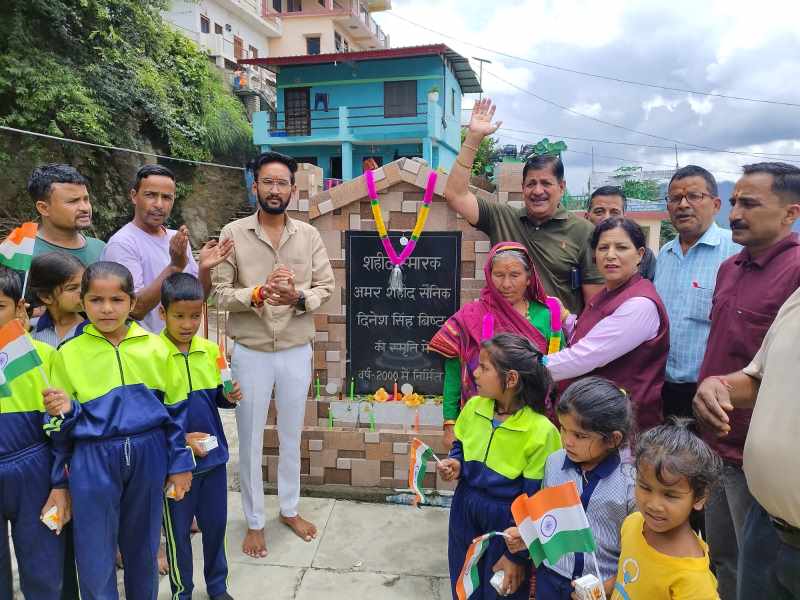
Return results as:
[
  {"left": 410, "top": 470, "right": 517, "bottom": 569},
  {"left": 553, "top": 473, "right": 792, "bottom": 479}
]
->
[{"left": 546, "top": 218, "right": 669, "bottom": 432}]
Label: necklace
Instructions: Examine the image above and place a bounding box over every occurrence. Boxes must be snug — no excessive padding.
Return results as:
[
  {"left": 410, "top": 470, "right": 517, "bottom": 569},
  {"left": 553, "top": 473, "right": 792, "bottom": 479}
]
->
[{"left": 364, "top": 168, "right": 438, "bottom": 291}]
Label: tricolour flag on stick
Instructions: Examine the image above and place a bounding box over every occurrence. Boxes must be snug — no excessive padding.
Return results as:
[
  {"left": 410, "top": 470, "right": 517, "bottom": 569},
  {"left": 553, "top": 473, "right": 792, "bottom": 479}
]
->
[
  {"left": 0, "top": 222, "right": 37, "bottom": 272},
  {"left": 408, "top": 438, "right": 435, "bottom": 506},
  {"left": 511, "top": 481, "right": 597, "bottom": 566},
  {"left": 0, "top": 319, "right": 43, "bottom": 397},
  {"left": 216, "top": 343, "right": 234, "bottom": 394},
  {"left": 455, "top": 532, "right": 502, "bottom": 600}
]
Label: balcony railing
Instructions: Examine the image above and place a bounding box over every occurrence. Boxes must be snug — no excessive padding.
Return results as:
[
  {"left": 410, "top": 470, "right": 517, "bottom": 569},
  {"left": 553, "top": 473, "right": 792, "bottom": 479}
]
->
[
  {"left": 267, "top": 102, "right": 428, "bottom": 137},
  {"left": 257, "top": 98, "right": 450, "bottom": 146}
]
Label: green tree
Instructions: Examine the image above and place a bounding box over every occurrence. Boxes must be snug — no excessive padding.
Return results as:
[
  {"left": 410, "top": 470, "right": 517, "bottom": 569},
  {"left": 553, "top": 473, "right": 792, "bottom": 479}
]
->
[
  {"left": 461, "top": 129, "right": 497, "bottom": 177},
  {"left": 0, "top": 0, "right": 251, "bottom": 163}
]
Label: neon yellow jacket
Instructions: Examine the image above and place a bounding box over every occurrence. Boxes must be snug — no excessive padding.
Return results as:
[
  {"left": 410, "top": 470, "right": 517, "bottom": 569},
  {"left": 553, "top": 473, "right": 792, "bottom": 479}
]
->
[
  {"left": 1, "top": 338, "right": 68, "bottom": 486},
  {"left": 450, "top": 395, "right": 562, "bottom": 498},
  {"left": 44, "top": 322, "right": 194, "bottom": 474}
]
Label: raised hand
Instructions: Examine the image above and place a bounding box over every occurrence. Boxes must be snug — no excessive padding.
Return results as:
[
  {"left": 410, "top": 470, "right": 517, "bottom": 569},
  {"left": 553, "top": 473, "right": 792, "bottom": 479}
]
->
[
  {"left": 468, "top": 97, "right": 502, "bottom": 138},
  {"left": 199, "top": 238, "right": 234, "bottom": 271},
  {"left": 169, "top": 225, "right": 190, "bottom": 270}
]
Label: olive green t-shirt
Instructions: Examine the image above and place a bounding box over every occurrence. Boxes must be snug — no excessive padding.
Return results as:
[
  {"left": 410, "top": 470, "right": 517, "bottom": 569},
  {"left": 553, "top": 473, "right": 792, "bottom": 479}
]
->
[
  {"left": 476, "top": 198, "right": 602, "bottom": 314},
  {"left": 33, "top": 235, "right": 106, "bottom": 266}
]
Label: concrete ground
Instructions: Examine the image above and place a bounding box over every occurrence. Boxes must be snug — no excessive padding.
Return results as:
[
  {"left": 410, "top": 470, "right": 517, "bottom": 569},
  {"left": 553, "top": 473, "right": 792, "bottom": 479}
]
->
[
  {"left": 156, "top": 493, "right": 450, "bottom": 600},
  {"left": 10, "top": 387, "right": 453, "bottom": 600}
]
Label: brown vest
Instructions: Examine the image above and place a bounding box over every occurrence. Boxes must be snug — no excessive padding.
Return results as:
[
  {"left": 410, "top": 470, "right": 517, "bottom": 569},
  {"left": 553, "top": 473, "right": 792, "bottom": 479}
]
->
[{"left": 565, "top": 274, "right": 669, "bottom": 432}]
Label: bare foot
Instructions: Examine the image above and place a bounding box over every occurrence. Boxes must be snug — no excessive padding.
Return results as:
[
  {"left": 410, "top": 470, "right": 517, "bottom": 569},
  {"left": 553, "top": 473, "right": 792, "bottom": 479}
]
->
[
  {"left": 242, "top": 528, "right": 268, "bottom": 558},
  {"left": 279, "top": 514, "right": 317, "bottom": 542},
  {"left": 157, "top": 542, "right": 169, "bottom": 575}
]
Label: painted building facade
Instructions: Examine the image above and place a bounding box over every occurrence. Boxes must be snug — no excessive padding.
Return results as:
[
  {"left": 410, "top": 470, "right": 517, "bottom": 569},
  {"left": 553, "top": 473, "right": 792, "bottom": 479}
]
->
[{"left": 243, "top": 44, "right": 481, "bottom": 181}]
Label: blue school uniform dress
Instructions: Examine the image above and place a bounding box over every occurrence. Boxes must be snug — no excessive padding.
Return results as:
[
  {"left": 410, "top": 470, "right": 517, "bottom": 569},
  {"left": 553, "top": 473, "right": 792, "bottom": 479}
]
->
[
  {"left": 0, "top": 339, "right": 64, "bottom": 600},
  {"left": 44, "top": 322, "right": 194, "bottom": 600},
  {"left": 535, "top": 449, "right": 636, "bottom": 600},
  {"left": 448, "top": 396, "right": 561, "bottom": 599},
  {"left": 160, "top": 332, "right": 235, "bottom": 600}
]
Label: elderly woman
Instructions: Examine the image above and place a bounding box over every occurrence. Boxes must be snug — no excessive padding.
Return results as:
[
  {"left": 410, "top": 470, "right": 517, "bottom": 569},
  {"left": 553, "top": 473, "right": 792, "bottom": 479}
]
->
[
  {"left": 430, "top": 241, "right": 564, "bottom": 447},
  {"left": 546, "top": 218, "right": 669, "bottom": 432}
]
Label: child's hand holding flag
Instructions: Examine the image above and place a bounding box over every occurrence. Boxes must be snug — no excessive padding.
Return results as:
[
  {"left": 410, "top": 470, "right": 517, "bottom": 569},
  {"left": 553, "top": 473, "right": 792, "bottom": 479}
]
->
[{"left": 43, "top": 388, "right": 71, "bottom": 417}]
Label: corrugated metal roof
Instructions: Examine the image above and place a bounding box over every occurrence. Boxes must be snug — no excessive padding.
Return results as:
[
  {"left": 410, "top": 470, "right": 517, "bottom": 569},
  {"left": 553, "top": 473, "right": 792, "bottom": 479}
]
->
[{"left": 239, "top": 44, "right": 482, "bottom": 94}]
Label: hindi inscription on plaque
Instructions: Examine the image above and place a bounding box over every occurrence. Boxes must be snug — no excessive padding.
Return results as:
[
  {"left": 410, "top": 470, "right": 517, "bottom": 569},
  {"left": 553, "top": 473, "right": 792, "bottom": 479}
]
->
[{"left": 346, "top": 231, "right": 461, "bottom": 395}]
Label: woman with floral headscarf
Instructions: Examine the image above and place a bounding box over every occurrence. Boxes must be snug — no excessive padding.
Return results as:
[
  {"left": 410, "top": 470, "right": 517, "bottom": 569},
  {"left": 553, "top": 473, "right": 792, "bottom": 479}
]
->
[{"left": 430, "top": 241, "right": 566, "bottom": 448}]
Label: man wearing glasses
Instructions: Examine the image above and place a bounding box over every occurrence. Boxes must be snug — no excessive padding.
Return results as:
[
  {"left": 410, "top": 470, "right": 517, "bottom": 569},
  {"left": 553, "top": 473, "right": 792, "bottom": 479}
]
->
[
  {"left": 654, "top": 165, "right": 739, "bottom": 421},
  {"left": 213, "top": 152, "right": 334, "bottom": 559}
]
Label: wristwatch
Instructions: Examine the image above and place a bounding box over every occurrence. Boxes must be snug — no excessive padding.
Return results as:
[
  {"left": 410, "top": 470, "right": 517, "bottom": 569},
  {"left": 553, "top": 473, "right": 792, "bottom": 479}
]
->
[{"left": 295, "top": 290, "right": 306, "bottom": 311}]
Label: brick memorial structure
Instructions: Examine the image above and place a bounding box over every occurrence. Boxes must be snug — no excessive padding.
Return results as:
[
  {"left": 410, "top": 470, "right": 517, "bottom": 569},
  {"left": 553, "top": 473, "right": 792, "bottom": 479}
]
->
[{"left": 253, "top": 157, "right": 498, "bottom": 492}]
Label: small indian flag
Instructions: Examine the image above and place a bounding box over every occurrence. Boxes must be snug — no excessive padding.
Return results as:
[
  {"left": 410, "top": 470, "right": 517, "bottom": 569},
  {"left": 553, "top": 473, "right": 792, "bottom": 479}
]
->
[
  {"left": 0, "top": 319, "right": 43, "bottom": 397},
  {"left": 0, "top": 222, "right": 38, "bottom": 272},
  {"left": 455, "top": 532, "right": 501, "bottom": 600},
  {"left": 408, "top": 438, "right": 435, "bottom": 506},
  {"left": 216, "top": 344, "right": 234, "bottom": 394},
  {"left": 511, "top": 481, "right": 596, "bottom": 567}
]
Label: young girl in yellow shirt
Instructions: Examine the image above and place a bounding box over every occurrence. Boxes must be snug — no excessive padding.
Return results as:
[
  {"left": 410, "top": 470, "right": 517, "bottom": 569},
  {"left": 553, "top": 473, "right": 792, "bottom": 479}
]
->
[{"left": 612, "top": 418, "right": 722, "bottom": 600}]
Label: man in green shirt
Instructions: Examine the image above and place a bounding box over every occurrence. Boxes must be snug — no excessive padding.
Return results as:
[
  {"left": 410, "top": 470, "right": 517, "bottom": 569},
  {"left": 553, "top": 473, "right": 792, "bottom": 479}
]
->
[
  {"left": 444, "top": 99, "right": 603, "bottom": 314},
  {"left": 28, "top": 164, "right": 106, "bottom": 265}
]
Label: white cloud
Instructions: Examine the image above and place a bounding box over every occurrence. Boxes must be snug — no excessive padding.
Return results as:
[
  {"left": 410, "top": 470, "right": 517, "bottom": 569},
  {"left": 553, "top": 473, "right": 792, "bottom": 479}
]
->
[
  {"left": 569, "top": 102, "right": 603, "bottom": 118},
  {"left": 641, "top": 95, "right": 680, "bottom": 119}
]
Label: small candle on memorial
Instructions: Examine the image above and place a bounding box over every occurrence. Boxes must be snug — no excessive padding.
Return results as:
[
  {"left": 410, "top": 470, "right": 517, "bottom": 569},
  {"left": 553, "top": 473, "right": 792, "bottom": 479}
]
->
[
  {"left": 369, "top": 406, "right": 376, "bottom": 431},
  {"left": 349, "top": 378, "right": 355, "bottom": 402},
  {"left": 414, "top": 408, "right": 420, "bottom": 432},
  {"left": 393, "top": 380, "right": 399, "bottom": 402},
  {"left": 316, "top": 375, "right": 321, "bottom": 400}
]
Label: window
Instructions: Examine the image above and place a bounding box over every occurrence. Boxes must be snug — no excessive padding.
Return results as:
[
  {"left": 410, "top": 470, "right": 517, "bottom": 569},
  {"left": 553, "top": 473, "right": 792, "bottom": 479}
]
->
[
  {"left": 287, "top": 0, "right": 301, "bottom": 11},
  {"left": 451, "top": 88, "right": 456, "bottom": 116},
  {"left": 249, "top": 45, "right": 258, "bottom": 59},
  {"left": 306, "top": 36, "right": 321, "bottom": 55},
  {"left": 273, "top": 0, "right": 282, "bottom": 11},
  {"left": 334, "top": 31, "right": 343, "bottom": 51},
  {"left": 234, "top": 36, "right": 244, "bottom": 60},
  {"left": 318, "top": 0, "right": 326, "bottom": 5},
  {"left": 384, "top": 80, "right": 417, "bottom": 118},
  {"left": 343, "top": 39, "right": 349, "bottom": 52},
  {"left": 200, "top": 15, "right": 210, "bottom": 34},
  {"left": 214, "top": 22, "right": 223, "bottom": 34}
]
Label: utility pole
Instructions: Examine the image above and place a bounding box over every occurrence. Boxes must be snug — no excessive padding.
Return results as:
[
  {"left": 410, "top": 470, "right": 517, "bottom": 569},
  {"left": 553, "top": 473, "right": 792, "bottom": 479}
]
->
[
  {"left": 674, "top": 144, "right": 679, "bottom": 169},
  {"left": 472, "top": 57, "right": 492, "bottom": 100}
]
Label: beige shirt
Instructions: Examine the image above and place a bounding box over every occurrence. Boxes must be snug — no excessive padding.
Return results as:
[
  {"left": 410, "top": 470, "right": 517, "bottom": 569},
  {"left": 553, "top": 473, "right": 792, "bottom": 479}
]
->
[
  {"left": 212, "top": 212, "right": 334, "bottom": 353},
  {"left": 742, "top": 286, "right": 800, "bottom": 527}
]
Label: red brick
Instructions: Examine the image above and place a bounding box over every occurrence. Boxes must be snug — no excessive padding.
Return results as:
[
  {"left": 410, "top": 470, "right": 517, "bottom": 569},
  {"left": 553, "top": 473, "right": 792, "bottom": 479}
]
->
[
  {"left": 351, "top": 459, "right": 381, "bottom": 487},
  {"left": 323, "top": 467, "right": 351, "bottom": 485}
]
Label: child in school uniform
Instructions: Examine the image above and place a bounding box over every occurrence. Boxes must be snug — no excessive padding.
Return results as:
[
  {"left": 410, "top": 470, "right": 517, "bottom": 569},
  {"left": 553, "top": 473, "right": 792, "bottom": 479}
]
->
[
  {"left": 611, "top": 419, "right": 722, "bottom": 600},
  {"left": 28, "top": 252, "right": 87, "bottom": 347},
  {"left": 0, "top": 266, "right": 68, "bottom": 600},
  {"left": 158, "top": 273, "right": 241, "bottom": 600},
  {"left": 437, "top": 333, "right": 562, "bottom": 599},
  {"left": 42, "top": 261, "right": 194, "bottom": 600},
  {"left": 506, "top": 377, "right": 637, "bottom": 599}
]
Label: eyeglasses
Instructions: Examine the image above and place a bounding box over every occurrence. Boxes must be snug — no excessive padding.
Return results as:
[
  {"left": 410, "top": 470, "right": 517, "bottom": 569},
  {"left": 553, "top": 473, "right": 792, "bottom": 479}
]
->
[
  {"left": 665, "top": 192, "right": 712, "bottom": 205},
  {"left": 258, "top": 178, "right": 291, "bottom": 190}
]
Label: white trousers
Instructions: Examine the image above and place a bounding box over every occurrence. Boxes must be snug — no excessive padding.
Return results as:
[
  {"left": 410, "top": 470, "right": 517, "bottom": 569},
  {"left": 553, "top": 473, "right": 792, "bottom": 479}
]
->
[{"left": 231, "top": 341, "right": 312, "bottom": 529}]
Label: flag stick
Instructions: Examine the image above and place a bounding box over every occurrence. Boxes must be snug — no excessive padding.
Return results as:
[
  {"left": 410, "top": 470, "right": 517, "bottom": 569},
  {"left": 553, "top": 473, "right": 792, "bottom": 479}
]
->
[
  {"left": 21, "top": 269, "right": 30, "bottom": 302},
  {"left": 37, "top": 365, "right": 63, "bottom": 419},
  {"left": 413, "top": 437, "right": 443, "bottom": 465},
  {"left": 590, "top": 551, "right": 607, "bottom": 599}
]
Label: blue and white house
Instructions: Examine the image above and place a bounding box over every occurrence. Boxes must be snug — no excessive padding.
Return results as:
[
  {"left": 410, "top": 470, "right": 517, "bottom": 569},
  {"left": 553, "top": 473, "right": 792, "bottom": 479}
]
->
[{"left": 241, "top": 44, "right": 482, "bottom": 182}]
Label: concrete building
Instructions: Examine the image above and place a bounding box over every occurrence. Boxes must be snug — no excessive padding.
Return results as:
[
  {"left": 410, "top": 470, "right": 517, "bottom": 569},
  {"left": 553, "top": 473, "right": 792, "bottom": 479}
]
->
[
  {"left": 243, "top": 44, "right": 482, "bottom": 182},
  {"left": 163, "top": 0, "right": 283, "bottom": 112},
  {"left": 264, "top": 0, "right": 391, "bottom": 56}
]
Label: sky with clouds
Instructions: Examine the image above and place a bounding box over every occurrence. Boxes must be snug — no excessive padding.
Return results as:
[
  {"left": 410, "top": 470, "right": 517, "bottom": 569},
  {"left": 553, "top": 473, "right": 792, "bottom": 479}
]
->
[{"left": 373, "top": 0, "right": 800, "bottom": 194}]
